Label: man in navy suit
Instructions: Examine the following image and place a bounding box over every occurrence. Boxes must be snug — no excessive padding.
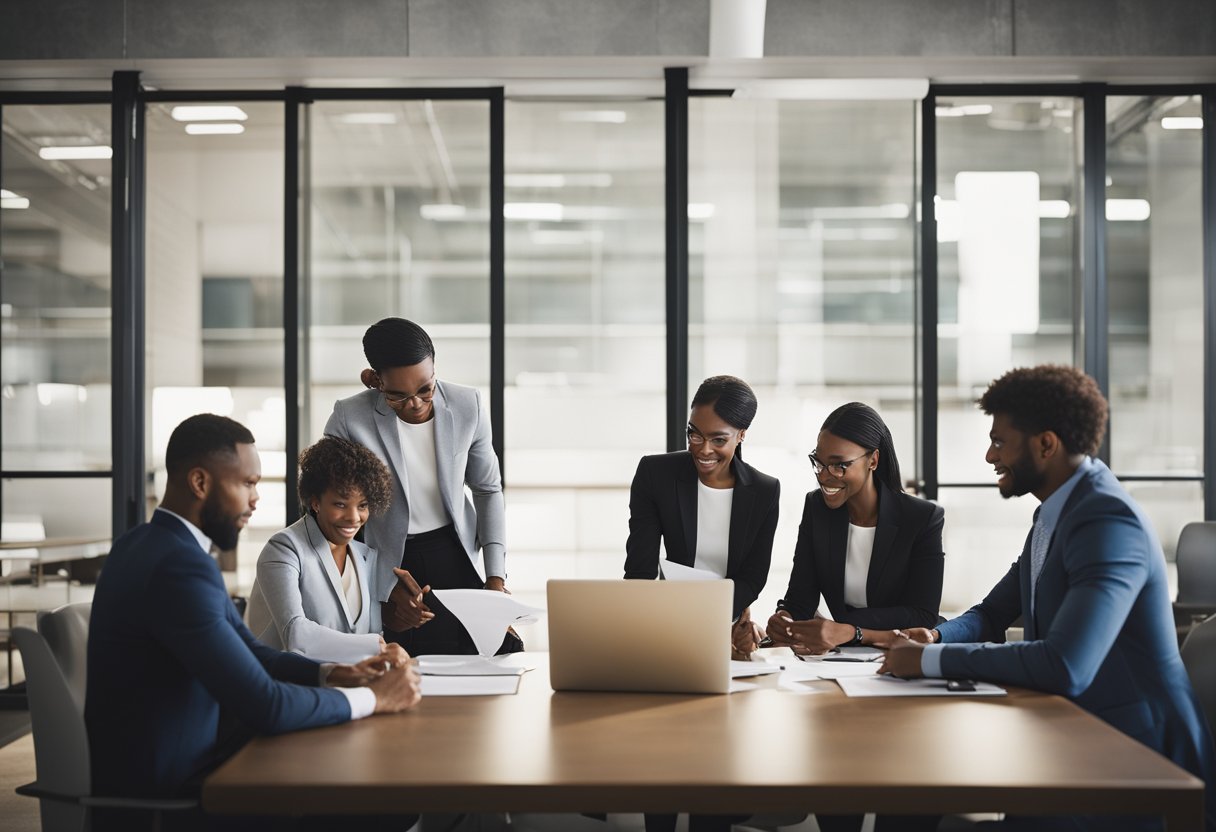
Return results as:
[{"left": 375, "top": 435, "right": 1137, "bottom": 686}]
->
[
  {"left": 881, "top": 365, "right": 1216, "bottom": 831},
  {"left": 86, "top": 414, "right": 421, "bottom": 830}
]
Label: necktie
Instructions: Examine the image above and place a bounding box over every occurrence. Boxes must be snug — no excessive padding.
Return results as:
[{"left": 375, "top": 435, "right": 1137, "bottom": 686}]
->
[{"left": 1029, "top": 508, "right": 1048, "bottom": 615}]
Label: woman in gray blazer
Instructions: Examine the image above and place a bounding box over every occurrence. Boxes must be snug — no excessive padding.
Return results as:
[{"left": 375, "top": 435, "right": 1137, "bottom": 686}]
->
[{"left": 247, "top": 437, "right": 398, "bottom": 664}]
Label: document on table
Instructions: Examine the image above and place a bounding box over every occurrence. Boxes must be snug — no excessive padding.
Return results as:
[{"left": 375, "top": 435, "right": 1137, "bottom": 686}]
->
[
  {"left": 730, "top": 659, "right": 783, "bottom": 678},
  {"left": 658, "top": 560, "right": 720, "bottom": 581},
  {"left": 836, "top": 675, "right": 1006, "bottom": 697},
  {"left": 430, "top": 589, "right": 544, "bottom": 657},
  {"left": 420, "top": 674, "right": 522, "bottom": 696},
  {"left": 416, "top": 655, "right": 532, "bottom": 676}
]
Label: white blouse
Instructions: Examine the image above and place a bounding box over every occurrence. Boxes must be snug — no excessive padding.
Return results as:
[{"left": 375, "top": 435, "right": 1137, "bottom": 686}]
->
[{"left": 843, "top": 523, "right": 877, "bottom": 608}]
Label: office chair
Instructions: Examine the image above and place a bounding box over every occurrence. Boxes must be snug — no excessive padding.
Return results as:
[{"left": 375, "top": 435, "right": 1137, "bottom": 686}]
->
[
  {"left": 1181, "top": 613, "right": 1216, "bottom": 733},
  {"left": 13, "top": 602, "right": 196, "bottom": 832},
  {"left": 1175, "top": 522, "right": 1216, "bottom": 644}
]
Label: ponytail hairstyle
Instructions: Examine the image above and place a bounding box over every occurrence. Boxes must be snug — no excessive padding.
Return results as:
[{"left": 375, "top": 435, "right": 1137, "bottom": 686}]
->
[
  {"left": 819, "top": 402, "right": 902, "bottom": 493},
  {"left": 690, "top": 375, "right": 758, "bottom": 460}
]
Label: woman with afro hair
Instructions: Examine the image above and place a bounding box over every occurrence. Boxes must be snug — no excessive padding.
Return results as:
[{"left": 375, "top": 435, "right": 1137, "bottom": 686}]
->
[{"left": 247, "top": 436, "right": 397, "bottom": 663}]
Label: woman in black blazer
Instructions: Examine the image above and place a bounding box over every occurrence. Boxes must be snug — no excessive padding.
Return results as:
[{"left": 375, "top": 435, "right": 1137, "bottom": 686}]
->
[
  {"left": 625, "top": 375, "right": 780, "bottom": 832},
  {"left": 769, "top": 402, "right": 944, "bottom": 832},
  {"left": 767, "top": 401, "right": 944, "bottom": 654},
  {"left": 624, "top": 375, "right": 781, "bottom": 653}
]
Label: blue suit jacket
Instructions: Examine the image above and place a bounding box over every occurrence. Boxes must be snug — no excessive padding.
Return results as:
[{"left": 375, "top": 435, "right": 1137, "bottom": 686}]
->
[
  {"left": 86, "top": 511, "right": 352, "bottom": 798},
  {"left": 936, "top": 460, "right": 1216, "bottom": 828}
]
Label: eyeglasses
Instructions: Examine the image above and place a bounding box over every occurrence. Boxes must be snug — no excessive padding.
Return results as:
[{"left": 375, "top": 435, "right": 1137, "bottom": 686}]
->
[
  {"left": 808, "top": 451, "right": 871, "bottom": 478},
  {"left": 687, "top": 424, "right": 737, "bottom": 449},
  {"left": 381, "top": 376, "right": 437, "bottom": 406}
]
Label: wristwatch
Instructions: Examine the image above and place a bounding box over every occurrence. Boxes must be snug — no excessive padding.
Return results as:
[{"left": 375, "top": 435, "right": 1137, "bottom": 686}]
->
[{"left": 840, "top": 625, "right": 863, "bottom": 647}]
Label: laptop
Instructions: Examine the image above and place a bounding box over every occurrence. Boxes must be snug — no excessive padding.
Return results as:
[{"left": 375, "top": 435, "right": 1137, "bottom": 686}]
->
[{"left": 547, "top": 578, "right": 733, "bottom": 694}]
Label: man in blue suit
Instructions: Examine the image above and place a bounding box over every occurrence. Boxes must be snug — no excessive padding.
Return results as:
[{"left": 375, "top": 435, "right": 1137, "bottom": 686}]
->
[
  {"left": 86, "top": 414, "right": 421, "bottom": 830},
  {"left": 881, "top": 365, "right": 1215, "bottom": 831}
]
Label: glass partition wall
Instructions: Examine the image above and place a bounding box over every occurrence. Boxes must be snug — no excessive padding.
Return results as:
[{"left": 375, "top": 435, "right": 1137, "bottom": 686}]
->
[
  {"left": 689, "top": 97, "right": 919, "bottom": 618},
  {"left": 0, "top": 81, "right": 1210, "bottom": 636}
]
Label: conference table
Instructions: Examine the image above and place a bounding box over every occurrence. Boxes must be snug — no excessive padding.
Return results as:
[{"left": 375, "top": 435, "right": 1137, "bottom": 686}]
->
[{"left": 203, "top": 652, "right": 1205, "bottom": 829}]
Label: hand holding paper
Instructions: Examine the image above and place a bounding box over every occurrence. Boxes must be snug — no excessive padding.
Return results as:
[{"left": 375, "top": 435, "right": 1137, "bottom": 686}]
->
[{"left": 431, "top": 589, "right": 544, "bottom": 656}]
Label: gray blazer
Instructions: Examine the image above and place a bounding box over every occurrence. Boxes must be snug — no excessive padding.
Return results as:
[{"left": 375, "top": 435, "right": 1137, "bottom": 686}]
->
[
  {"left": 246, "top": 514, "right": 383, "bottom": 664},
  {"left": 324, "top": 380, "right": 506, "bottom": 605}
]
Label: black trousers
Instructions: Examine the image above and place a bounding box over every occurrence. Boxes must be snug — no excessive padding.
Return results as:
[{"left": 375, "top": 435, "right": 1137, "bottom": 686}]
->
[{"left": 384, "top": 525, "right": 521, "bottom": 657}]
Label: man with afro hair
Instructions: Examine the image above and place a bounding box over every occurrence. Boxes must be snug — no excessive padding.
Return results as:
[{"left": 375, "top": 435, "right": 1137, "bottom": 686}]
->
[{"left": 881, "top": 365, "right": 1215, "bottom": 831}]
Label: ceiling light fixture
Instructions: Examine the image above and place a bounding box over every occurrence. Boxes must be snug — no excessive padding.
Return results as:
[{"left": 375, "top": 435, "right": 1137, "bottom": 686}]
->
[
  {"left": 1, "top": 189, "right": 29, "bottom": 209},
  {"left": 558, "top": 110, "right": 627, "bottom": 124},
  {"left": 38, "top": 145, "right": 113, "bottom": 160},
  {"left": 185, "top": 123, "right": 246, "bottom": 135},
  {"left": 170, "top": 105, "right": 248, "bottom": 122},
  {"left": 1161, "top": 117, "right": 1203, "bottom": 130},
  {"left": 337, "top": 112, "right": 398, "bottom": 125},
  {"left": 420, "top": 203, "right": 468, "bottom": 221},
  {"left": 1106, "top": 199, "right": 1151, "bottom": 221},
  {"left": 504, "top": 202, "right": 564, "bottom": 221}
]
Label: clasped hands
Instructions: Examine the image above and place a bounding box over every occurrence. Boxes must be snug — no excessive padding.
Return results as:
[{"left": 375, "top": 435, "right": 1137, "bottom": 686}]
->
[
  {"left": 326, "top": 642, "right": 423, "bottom": 712},
  {"left": 764, "top": 612, "right": 939, "bottom": 660},
  {"left": 382, "top": 567, "right": 509, "bottom": 631}
]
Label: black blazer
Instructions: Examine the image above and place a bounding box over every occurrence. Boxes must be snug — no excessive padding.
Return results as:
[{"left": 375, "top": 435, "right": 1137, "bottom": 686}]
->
[
  {"left": 624, "top": 451, "right": 780, "bottom": 620},
  {"left": 778, "top": 481, "right": 944, "bottom": 629}
]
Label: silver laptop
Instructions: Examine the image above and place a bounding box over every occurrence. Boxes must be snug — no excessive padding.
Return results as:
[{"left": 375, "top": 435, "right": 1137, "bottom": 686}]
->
[{"left": 547, "top": 579, "right": 733, "bottom": 694}]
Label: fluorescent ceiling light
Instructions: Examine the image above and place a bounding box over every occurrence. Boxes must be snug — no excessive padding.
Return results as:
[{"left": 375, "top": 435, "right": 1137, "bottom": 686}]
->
[
  {"left": 1162, "top": 117, "right": 1203, "bottom": 130},
  {"left": 170, "top": 105, "right": 248, "bottom": 122},
  {"left": 420, "top": 203, "right": 468, "bottom": 221},
  {"left": 1, "top": 189, "right": 17, "bottom": 198},
  {"left": 935, "top": 104, "right": 993, "bottom": 118},
  {"left": 39, "top": 145, "right": 112, "bottom": 160},
  {"left": 559, "top": 110, "right": 627, "bottom": 124},
  {"left": 505, "top": 173, "right": 614, "bottom": 188},
  {"left": 185, "top": 123, "right": 245, "bottom": 135},
  {"left": 1, "top": 192, "right": 29, "bottom": 209},
  {"left": 1106, "top": 199, "right": 1151, "bottom": 221},
  {"left": 688, "top": 203, "right": 716, "bottom": 220},
  {"left": 337, "top": 112, "right": 398, "bottom": 125},
  {"left": 504, "top": 202, "right": 564, "bottom": 221},
  {"left": 732, "top": 78, "right": 929, "bottom": 101},
  {"left": 808, "top": 203, "right": 909, "bottom": 221},
  {"left": 1038, "top": 200, "right": 1071, "bottom": 219}
]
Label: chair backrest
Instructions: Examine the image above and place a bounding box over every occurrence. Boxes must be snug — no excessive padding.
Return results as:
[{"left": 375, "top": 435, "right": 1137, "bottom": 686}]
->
[
  {"left": 12, "top": 627, "right": 92, "bottom": 802},
  {"left": 36, "top": 602, "right": 91, "bottom": 713},
  {"left": 1181, "top": 613, "right": 1216, "bottom": 733},
  {"left": 1177, "top": 521, "right": 1216, "bottom": 605}
]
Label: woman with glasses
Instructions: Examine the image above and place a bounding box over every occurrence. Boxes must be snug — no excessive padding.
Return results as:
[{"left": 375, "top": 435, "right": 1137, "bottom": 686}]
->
[
  {"left": 624, "top": 375, "right": 781, "bottom": 661},
  {"left": 766, "top": 401, "right": 944, "bottom": 655},
  {"left": 324, "top": 317, "right": 517, "bottom": 656},
  {"left": 247, "top": 436, "right": 398, "bottom": 663},
  {"left": 766, "top": 402, "right": 943, "bottom": 832}
]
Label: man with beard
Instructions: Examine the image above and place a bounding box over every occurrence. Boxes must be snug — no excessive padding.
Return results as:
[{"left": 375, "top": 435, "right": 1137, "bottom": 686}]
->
[
  {"left": 880, "top": 365, "right": 1215, "bottom": 831},
  {"left": 86, "top": 414, "right": 421, "bottom": 831}
]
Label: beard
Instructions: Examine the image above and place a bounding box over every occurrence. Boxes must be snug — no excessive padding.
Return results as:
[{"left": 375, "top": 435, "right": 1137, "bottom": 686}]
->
[
  {"left": 199, "top": 495, "right": 242, "bottom": 551},
  {"left": 999, "top": 450, "right": 1046, "bottom": 499}
]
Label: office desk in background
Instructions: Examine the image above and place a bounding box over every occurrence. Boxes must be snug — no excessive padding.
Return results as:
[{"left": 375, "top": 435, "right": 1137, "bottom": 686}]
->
[{"left": 203, "top": 653, "right": 1205, "bottom": 830}]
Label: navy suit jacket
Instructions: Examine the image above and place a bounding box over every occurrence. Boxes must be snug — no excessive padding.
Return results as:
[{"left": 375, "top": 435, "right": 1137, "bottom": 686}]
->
[
  {"left": 86, "top": 511, "right": 352, "bottom": 799},
  {"left": 624, "top": 451, "right": 780, "bottom": 620},
  {"left": 936, "top": 460, "right": 1216, "bottom": 828},
  {"left": 779, "top": 482, "right": 945, "bottom": 629}
]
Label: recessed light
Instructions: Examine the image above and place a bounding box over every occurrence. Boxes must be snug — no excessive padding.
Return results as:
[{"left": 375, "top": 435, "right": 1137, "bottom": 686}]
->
[
  {"left": 171, "top": 105, "right": 248, "bottom": 122},
  {"left": 185, "top": 123, "right": 246, "bottom": 135},
  {"left": 1161, "top": 117, "right": 1203, "bottom": 130},
  {"left": 337, "top": 113, "right": 398, "bottom": 125},
  {"left": 39, "top": 146, "right": 113, "bottom": 160}
]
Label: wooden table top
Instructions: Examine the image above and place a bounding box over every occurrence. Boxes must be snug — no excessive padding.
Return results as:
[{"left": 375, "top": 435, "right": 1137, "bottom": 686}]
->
[{"left": 203, "top": 653, "right": 1205, "bottom": 828}]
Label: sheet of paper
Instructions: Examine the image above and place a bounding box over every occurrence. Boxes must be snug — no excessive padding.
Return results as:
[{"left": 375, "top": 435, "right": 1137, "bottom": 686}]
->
[
  {"left": 420, "top": 674, "right": 522, "bottom": 696},
  {"left": 658, "top": 560, "right": 721, "bottom": 581},
  {"left": 730, "top": 659, "right": 783, "bottom": 678},
  {"left": 430, "top": 589, "right": 545, "bottom": 657},
  {"left": 416, "top": 654, "right": 531, "bottom": 676},
  {"left": 836, "top": 675, "right": 1006, "bottom": 698},
  {"left": 297, "top": 627, "right": 380, "bottom": 665},
  {"left": 810, "top": 662, "right": 883, "bottom": 679}
]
